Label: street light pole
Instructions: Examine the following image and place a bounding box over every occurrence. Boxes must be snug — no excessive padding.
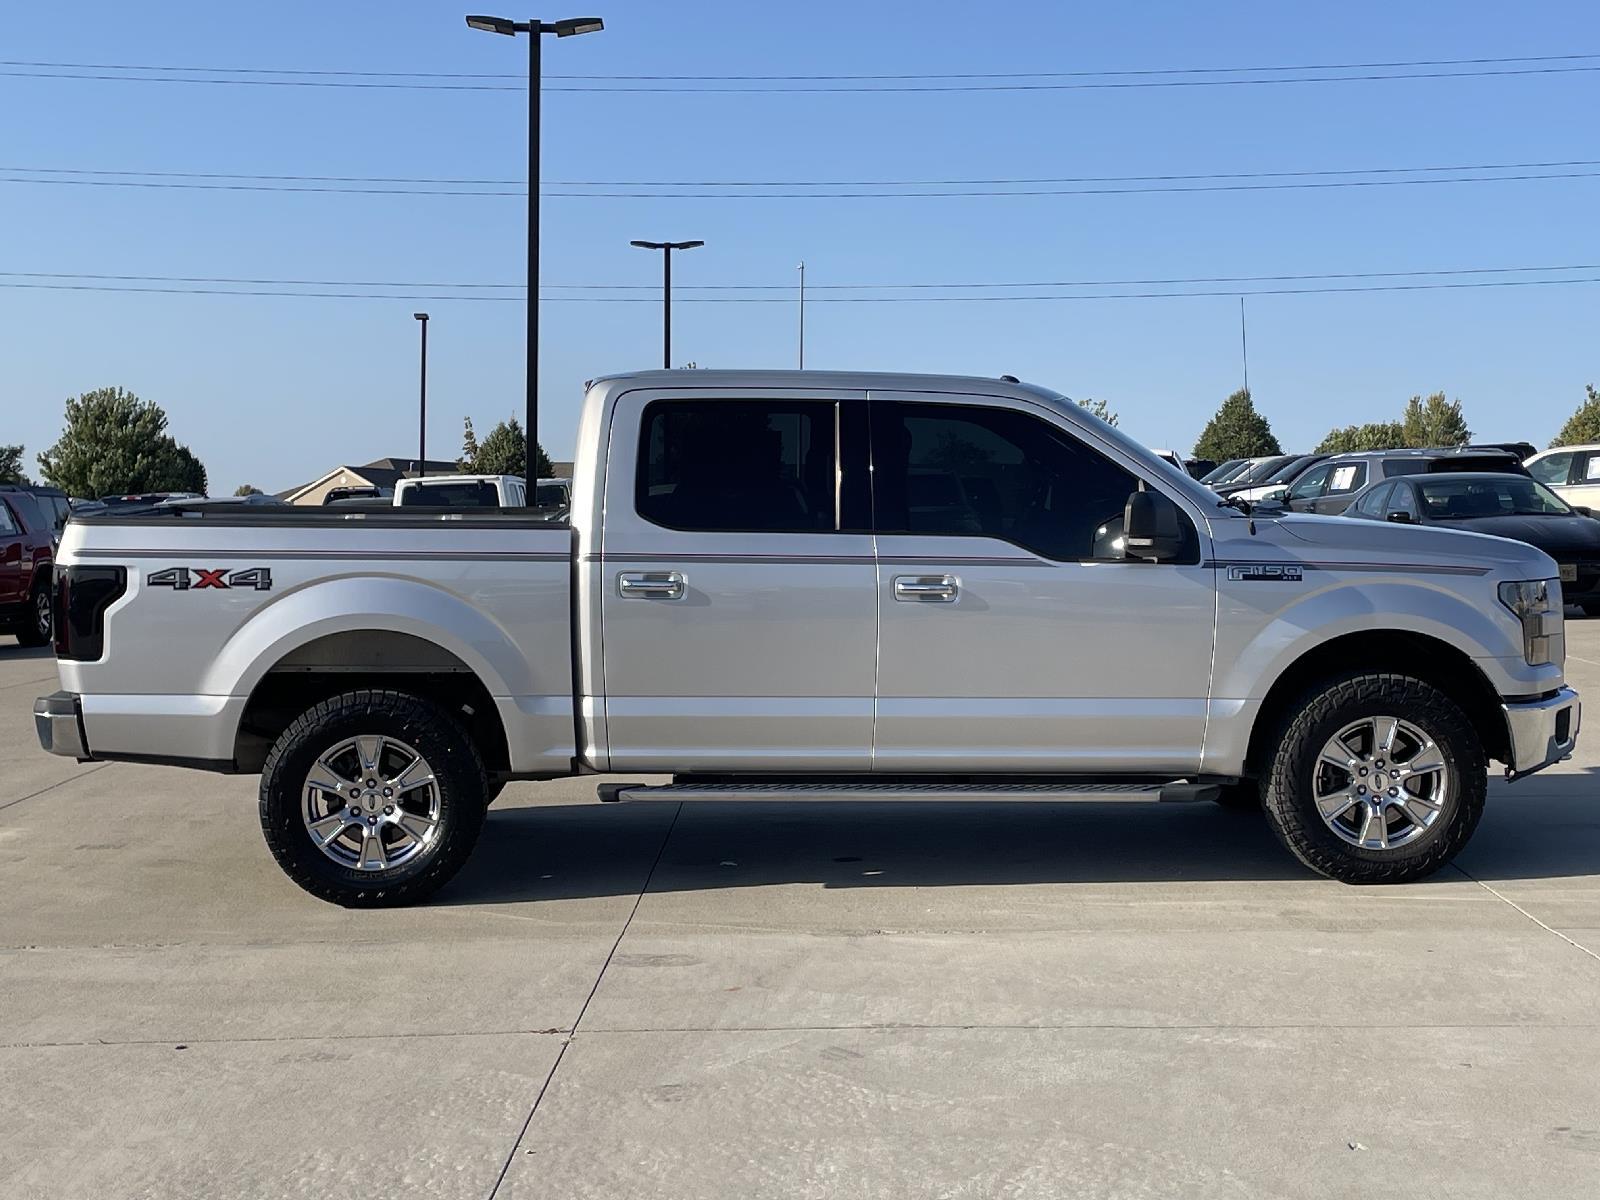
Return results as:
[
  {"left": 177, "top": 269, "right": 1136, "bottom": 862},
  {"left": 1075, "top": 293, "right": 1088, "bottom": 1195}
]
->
[
  {"left": 466, "top": 14, "right": 604, "bottom": 499},
  {"left": 413, "top": 313, "right": 429, "bottom": 475},
  {"left": 630, "top": 239, "right": 704, "bottom": 368}
]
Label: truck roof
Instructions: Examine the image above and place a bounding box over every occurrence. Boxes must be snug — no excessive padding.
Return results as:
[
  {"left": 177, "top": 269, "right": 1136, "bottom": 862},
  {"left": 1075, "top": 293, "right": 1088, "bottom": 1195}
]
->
[{"left": 588, "top": 368, "right": 1046, "bottom": 395}]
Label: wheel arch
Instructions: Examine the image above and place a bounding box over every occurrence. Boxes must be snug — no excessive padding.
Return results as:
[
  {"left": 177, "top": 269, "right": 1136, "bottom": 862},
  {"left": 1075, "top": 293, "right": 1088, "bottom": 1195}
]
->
[{"left": 1242, "top": 630, "right": 1510, "bottom": 775}]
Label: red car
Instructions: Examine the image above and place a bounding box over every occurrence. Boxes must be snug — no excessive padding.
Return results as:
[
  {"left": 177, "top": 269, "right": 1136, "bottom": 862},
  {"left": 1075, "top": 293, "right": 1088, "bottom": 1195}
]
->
[{"left": 0, "top": 484, "right": 67, "bottom": 646}]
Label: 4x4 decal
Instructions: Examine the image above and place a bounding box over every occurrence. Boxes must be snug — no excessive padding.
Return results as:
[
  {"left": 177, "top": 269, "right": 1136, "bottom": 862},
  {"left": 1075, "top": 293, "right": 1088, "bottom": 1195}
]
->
[{"left": 147, "top": 567, "right": 273, "bottom": 591}]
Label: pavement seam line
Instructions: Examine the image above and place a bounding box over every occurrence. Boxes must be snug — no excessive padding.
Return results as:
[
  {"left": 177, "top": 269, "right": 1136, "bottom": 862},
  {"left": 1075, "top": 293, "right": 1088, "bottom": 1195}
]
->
[
  {"left": 0, "top": 762, "right": 113, "bottom": 814},
  {"left": 485, "top": 800, "right": 684, "bottom": 1200},
  {"left": 1451, "top": 863, "right": 1600, "bottom": 964}
]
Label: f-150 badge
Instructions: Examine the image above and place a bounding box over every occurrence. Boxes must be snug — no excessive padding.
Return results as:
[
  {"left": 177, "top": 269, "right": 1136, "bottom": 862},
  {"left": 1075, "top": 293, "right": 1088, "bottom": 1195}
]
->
[
  {"left": 1227, "top": 564, "right": 1303, "bottom": 582},
  {"left": 147, "top": 567, "right": 273, "bottom": 591}
]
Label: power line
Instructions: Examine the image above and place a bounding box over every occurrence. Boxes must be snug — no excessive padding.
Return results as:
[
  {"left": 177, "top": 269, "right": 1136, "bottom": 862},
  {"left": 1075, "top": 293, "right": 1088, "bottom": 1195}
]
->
[
  {"left": 5, "top": 263, "right": 1598, "bottom": 292},
  {"left": 6, "top": 158, "right": 1598, "bottom": 188},
  {"left": 2, "top": 50, "right": 1597, "bottom": 83},
  {"left": 6, "top": 64, "right": 1600, "bottom": 92},
  {"left": 5, "top": 276, "right": 1600, "bottom": 302},
  {"left": 6, "top": 169, "right": 1600, "bottom": 198}
]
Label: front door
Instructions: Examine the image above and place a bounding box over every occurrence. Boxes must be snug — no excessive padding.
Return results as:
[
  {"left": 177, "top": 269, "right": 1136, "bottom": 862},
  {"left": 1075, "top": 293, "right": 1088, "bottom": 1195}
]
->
[
  {"left": 1283, "top": 461, "right": 1334, "bottom": 513},
  {"left": 598, "top": 389, "right": 878, "bottom": 772},
  {"left": 868, "top": 393, "right": 1216, "bottom": 774}
]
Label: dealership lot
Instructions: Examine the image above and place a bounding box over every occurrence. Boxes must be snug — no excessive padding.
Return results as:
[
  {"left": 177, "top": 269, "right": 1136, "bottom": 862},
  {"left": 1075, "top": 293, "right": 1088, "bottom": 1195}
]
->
[{"left": 3, "top": 636, "right": 1599, "bottom": 1199}]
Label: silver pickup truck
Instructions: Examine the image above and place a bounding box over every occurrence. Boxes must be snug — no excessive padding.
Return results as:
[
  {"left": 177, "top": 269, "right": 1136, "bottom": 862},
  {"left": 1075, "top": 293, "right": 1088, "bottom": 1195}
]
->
[{"left": 35, "top": 370, "right": 1580, "bottom": 905}]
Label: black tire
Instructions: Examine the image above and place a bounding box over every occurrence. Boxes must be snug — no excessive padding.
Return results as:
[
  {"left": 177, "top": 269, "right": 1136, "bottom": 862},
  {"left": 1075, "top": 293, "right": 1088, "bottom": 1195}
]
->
[
  {"left": 259, "top": 689, "right": 488, "bottom": 907},
  {"left": 14, "top": 579, "right": 52, "bottom": 647},
  {"left": 1211, "top": 779, "right": 1262, "bottom": 811},
  {"left": 1261, "top": 671, "right": 1485, "bottom": 884}
]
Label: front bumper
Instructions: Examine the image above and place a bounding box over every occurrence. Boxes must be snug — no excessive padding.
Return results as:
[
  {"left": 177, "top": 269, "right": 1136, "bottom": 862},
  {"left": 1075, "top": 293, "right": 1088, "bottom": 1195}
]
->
[
  {"left": 34, "top": 690, "right": 92, "bottom": 760},
  {"left": 1502, "top": 686, "right": 1580, "bottom": 780}
]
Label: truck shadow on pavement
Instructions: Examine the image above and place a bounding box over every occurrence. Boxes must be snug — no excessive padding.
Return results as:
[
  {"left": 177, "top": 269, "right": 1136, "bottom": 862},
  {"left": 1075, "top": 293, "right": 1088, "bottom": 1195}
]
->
[
  {"left": 0, "top": 642, "right": 56, "bottom": 661},
  {"left": 439, "top": 770, "right": 1600, "bottom": 905}
]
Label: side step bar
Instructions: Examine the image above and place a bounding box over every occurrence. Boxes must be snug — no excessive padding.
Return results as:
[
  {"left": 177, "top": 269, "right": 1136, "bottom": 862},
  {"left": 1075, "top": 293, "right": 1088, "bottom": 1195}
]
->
[{"left": 597, "top": 781, "right": 1220, "bottom": 804}]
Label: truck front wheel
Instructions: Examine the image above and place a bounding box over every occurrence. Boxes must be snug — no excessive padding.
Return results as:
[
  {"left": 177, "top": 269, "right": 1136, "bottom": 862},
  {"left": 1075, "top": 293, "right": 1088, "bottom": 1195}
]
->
[
  {"left": 259, "top": 689, "right": 489, "bottom": 906},
  {"left": 1262, "top": 672, "right": 1486, "bottom": 884}
]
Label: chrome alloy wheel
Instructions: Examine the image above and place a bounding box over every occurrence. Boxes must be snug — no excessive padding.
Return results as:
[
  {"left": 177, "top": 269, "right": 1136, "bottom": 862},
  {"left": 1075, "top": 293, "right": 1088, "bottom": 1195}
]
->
[
  {"left": 302, "top": 735, "right": 440, "bottom": 871},
  {"left": 1312, "top": 715, "right": 1450, "bottom": 851},
  {"left": 34, "top": 587, "right": 51, "bottom": 640}
]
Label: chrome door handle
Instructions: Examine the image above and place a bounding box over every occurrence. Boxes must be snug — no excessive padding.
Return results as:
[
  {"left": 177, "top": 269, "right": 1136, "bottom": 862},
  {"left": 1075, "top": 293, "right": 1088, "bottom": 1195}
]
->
[
  {"left": 618, "top": 571, "right": 686, "bottom": 599},
  {"left": 894, "top": 574, "right": 958, "bottom": 602}
]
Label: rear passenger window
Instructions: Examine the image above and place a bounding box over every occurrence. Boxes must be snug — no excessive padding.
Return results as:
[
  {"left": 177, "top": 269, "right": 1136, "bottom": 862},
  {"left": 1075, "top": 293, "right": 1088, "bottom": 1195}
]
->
[
  {"left": 0, "top": 502, "right": 17, "bottom": 536},
  {"left": 871, "top": 401, "right": 1155, "bottom": 561},
  {"left": 637, "top": 400, "right": 836, "bottom": 532},
  {"left": 1352, "top": 481, "right": 1394, "bottom": 516},
  {"left": 1326, "top": 463, "right": 1367, "bottom": 495}
]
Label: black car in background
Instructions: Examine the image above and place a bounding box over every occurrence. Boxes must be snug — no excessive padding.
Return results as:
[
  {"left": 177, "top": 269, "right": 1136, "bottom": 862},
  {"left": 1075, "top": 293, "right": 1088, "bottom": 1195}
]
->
[{"left": 1343, "top": 471, "right": 1600, "bottom": 614}]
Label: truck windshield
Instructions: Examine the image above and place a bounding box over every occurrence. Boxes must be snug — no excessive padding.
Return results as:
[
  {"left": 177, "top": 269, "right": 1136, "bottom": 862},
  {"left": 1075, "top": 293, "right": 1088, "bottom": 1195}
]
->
[{"left": 400, "top": 482, "right": 500, "bottom": 507}]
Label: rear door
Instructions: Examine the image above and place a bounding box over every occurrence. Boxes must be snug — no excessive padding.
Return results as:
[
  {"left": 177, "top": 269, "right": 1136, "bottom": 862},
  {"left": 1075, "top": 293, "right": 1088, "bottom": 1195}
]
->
[
  {"left": 1562, "top": 450, "right": 1600, "bottom": 510},
  {"left": 598, "top": 388, "right": 878, "bottom": 772},
  {"left": 868, "top": 392, "right": 1215, "bottom": 774}
]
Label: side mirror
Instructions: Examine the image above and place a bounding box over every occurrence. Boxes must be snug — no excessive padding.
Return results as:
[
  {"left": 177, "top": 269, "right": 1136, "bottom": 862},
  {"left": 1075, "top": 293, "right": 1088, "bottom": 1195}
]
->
[
  {"left": 1386, "top": 510, "right": 1413, "bottom": 524},
  {"left": 1575, "top": 506, "right": 1593, "bottom": 518},
  {"left": 1123, "top": 489, "right": 1184, "bottom": 561}
]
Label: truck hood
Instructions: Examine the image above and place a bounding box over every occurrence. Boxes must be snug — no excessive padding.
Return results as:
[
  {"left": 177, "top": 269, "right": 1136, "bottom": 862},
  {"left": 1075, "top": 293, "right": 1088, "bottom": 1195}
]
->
[{"left": 1247, "top": 512, "right": 1557, "bottom": 575}]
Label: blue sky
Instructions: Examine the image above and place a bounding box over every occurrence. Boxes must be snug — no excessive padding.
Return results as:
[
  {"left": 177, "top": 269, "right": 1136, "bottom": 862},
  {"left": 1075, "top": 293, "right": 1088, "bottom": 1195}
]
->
[{"left": 3, "top": 0, "right": 1598, "bottom": 493}]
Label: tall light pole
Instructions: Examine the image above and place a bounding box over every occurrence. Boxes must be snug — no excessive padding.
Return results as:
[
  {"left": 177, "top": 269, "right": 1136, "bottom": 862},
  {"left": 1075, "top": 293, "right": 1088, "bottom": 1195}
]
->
[
  {"left": 413, "top": 312, "right": 429, "bottom": 475},
  {"left": 466, "top": 14, "right": 604, "bottom": 497},
  {"left": 796, "top": 261, "right": 806, "bottom": 369},
  {"left": 630, "top": 239, "right": 703, "bottom": 368}
]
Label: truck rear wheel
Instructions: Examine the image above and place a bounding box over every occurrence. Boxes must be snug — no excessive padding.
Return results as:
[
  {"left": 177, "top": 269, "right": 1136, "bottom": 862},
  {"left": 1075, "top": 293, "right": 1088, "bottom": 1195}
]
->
[
  {"left": 259, "top": 689, "right": 488, "bottom": 907},
  {"left": 14, "top": 579, "right": 52, "bottom": 646},
  {"left": 1261, "top": 672, "right": 1485, "bottom": 884}
]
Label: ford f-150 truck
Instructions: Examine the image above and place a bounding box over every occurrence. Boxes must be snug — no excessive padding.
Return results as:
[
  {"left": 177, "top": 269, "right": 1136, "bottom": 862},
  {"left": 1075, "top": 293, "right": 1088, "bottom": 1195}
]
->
[{"left": 34, "top": 370, "right": 1580, "bottom": 905}]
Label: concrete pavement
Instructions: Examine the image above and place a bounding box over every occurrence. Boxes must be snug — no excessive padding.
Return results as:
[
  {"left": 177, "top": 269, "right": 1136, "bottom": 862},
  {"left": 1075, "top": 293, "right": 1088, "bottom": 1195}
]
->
[{"left": 3, "top": 635, "right": 1598, "bottom": 1198}]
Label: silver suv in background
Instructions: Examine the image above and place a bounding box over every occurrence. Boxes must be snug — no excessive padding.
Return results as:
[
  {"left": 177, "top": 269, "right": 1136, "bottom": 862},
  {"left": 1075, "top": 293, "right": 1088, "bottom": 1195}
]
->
[{"left": 1283, "top": 447, "right": 1527, "bottom": 515}]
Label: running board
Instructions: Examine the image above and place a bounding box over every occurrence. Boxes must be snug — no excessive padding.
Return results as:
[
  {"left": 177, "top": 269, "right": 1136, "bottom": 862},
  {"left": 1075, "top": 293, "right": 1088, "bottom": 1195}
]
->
[{"left": 597, "top": 781, "right": 1219, "bottom": 804}]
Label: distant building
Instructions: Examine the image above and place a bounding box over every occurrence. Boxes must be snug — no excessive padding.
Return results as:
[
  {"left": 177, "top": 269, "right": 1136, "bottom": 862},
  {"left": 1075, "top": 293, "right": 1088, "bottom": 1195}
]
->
[
  {"left": 278, "top": 457, "right": 462, "bottom": 506},
  {"left": 279, "top": 456, "right": 575, "bottom": 505}
]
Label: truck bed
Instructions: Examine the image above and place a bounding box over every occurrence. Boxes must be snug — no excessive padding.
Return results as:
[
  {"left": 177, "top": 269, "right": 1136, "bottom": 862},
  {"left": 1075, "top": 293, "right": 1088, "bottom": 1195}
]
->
[{"left": 54, "top": 507, "right": 576, "bottom": 776}]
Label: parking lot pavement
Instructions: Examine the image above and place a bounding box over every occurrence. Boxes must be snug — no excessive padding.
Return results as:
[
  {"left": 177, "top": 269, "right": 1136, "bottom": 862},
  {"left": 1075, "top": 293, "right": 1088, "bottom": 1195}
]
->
[{"left": 3, "top": 633, "right": 1598, "bottom": 1199}]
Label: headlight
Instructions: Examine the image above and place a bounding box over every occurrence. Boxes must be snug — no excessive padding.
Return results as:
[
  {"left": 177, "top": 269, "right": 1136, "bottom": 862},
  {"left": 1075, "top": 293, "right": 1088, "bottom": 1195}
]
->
[{"left": 1499, "top": 579, "right": 1561, "bottom": 666}]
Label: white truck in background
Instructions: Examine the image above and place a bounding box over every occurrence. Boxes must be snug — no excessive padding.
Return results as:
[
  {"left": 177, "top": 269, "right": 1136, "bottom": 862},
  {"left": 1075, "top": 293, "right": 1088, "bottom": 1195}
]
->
[{"left": 35, "top": 370, "right": 1579, "bottom": 906}]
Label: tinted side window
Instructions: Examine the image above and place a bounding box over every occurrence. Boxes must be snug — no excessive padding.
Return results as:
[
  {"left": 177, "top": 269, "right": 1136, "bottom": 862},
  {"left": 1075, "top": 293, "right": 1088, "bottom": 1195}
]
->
[
  {"left": 870, "top": 401, "right": 1153, "bottom": 561},
  {"left": 0, "top": 502, "right": 17, "bottom": 536},
  {"left": 1353, "top": 481, "right": 1394, "bottom": 516},
  {"left": 1389, "top": 482, "right": 1420, "bottom": 519},
  {"left": 1385, "top": 458, "right": 1428, "bottom": 477},
  {"left": 1527, "top": 452, "right": 1573, "bottom": 486},
  {"left": 637, "top": 400, "right": 836, "bottom": 533}
]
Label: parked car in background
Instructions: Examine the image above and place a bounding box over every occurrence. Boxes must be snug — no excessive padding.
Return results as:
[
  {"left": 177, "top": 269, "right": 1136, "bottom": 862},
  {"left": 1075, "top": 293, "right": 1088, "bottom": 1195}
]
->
[
  {"left": 393, "top": 474, "right": 525, "bottom": 507},
  {"left": 0, "top": 484, "right": 60, "bottom": 644},
  {"left": 1184, "top": 458, "right": 1217, "bottom": 480},
  {"left": 1197, "top": 458, "right": 1247, "bottom": 487},
  {"left": 155, "top": 494, "right": 288, "bottom": 511},
  {"left": 1227, "top": 454, "right": 1331, "bottom": 503},
  {"left": 1283, "top": 448, "right": 1528, "bottom": 515},
  {"left": 1148, "top": 449, "right": 1188, "bottom": 475},
  {"left": 322, "top": 485, "right": 392, "bottom": 506},
  {"left": 101, "top": 492, "right": 203, "bottom": 510},
  {"left": 1524, "top": 444, "right": 1600, "bottom": 511},
  {"left": 1344, "top": 472, "right": 1600, "bottom": 615},
  {"left": 1202, "top": 456, "right": 1281, "bottom": 489},
  {"left": 1211, "top": 454, "right": 1300, "bottom": 497},
  {"left": 533, "top": 477, "right": 572, "bottom": 508}
]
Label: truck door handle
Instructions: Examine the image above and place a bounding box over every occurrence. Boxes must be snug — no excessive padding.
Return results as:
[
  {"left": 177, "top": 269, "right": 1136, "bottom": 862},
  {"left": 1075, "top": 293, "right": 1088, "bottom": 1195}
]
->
[
  {"left": 894, "top": 574, "right": 958, "bottom": 602},
  {"left": 618, "top": 571, "right": 686, "bottom": 599}
]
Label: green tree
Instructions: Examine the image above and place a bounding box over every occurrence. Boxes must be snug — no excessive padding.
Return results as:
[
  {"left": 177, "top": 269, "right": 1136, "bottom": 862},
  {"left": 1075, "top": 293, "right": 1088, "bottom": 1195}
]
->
[
  {"left": 0, "top": 443, "right": 28, "bottom": 484},
  {"left": 234, "top": 483, "right": 264, "bottom": 496},
  {"left": 1192, "top": 388, "right": 1281, "bottom": 461},
  {"left": 36, "top": 387, "right": 208, "bottom": 497},
  {"left": 1552, "top": 384, "right": 1600, "bottom": 447},
  {"left": 465, "top": 416, "right": 553, "bottom": 478},
  {"left": 1400, "top": 392, "right": 1471, "bottom": 448},
  {"left": 1076, "top": 397, "right": 1118, "bottom": 427},
  {"left": 1315, "top": 421, "right": 1406, "bottom": 454},
  {"left": 458, "top": 415, "right": 479, "bottom": 470}
]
